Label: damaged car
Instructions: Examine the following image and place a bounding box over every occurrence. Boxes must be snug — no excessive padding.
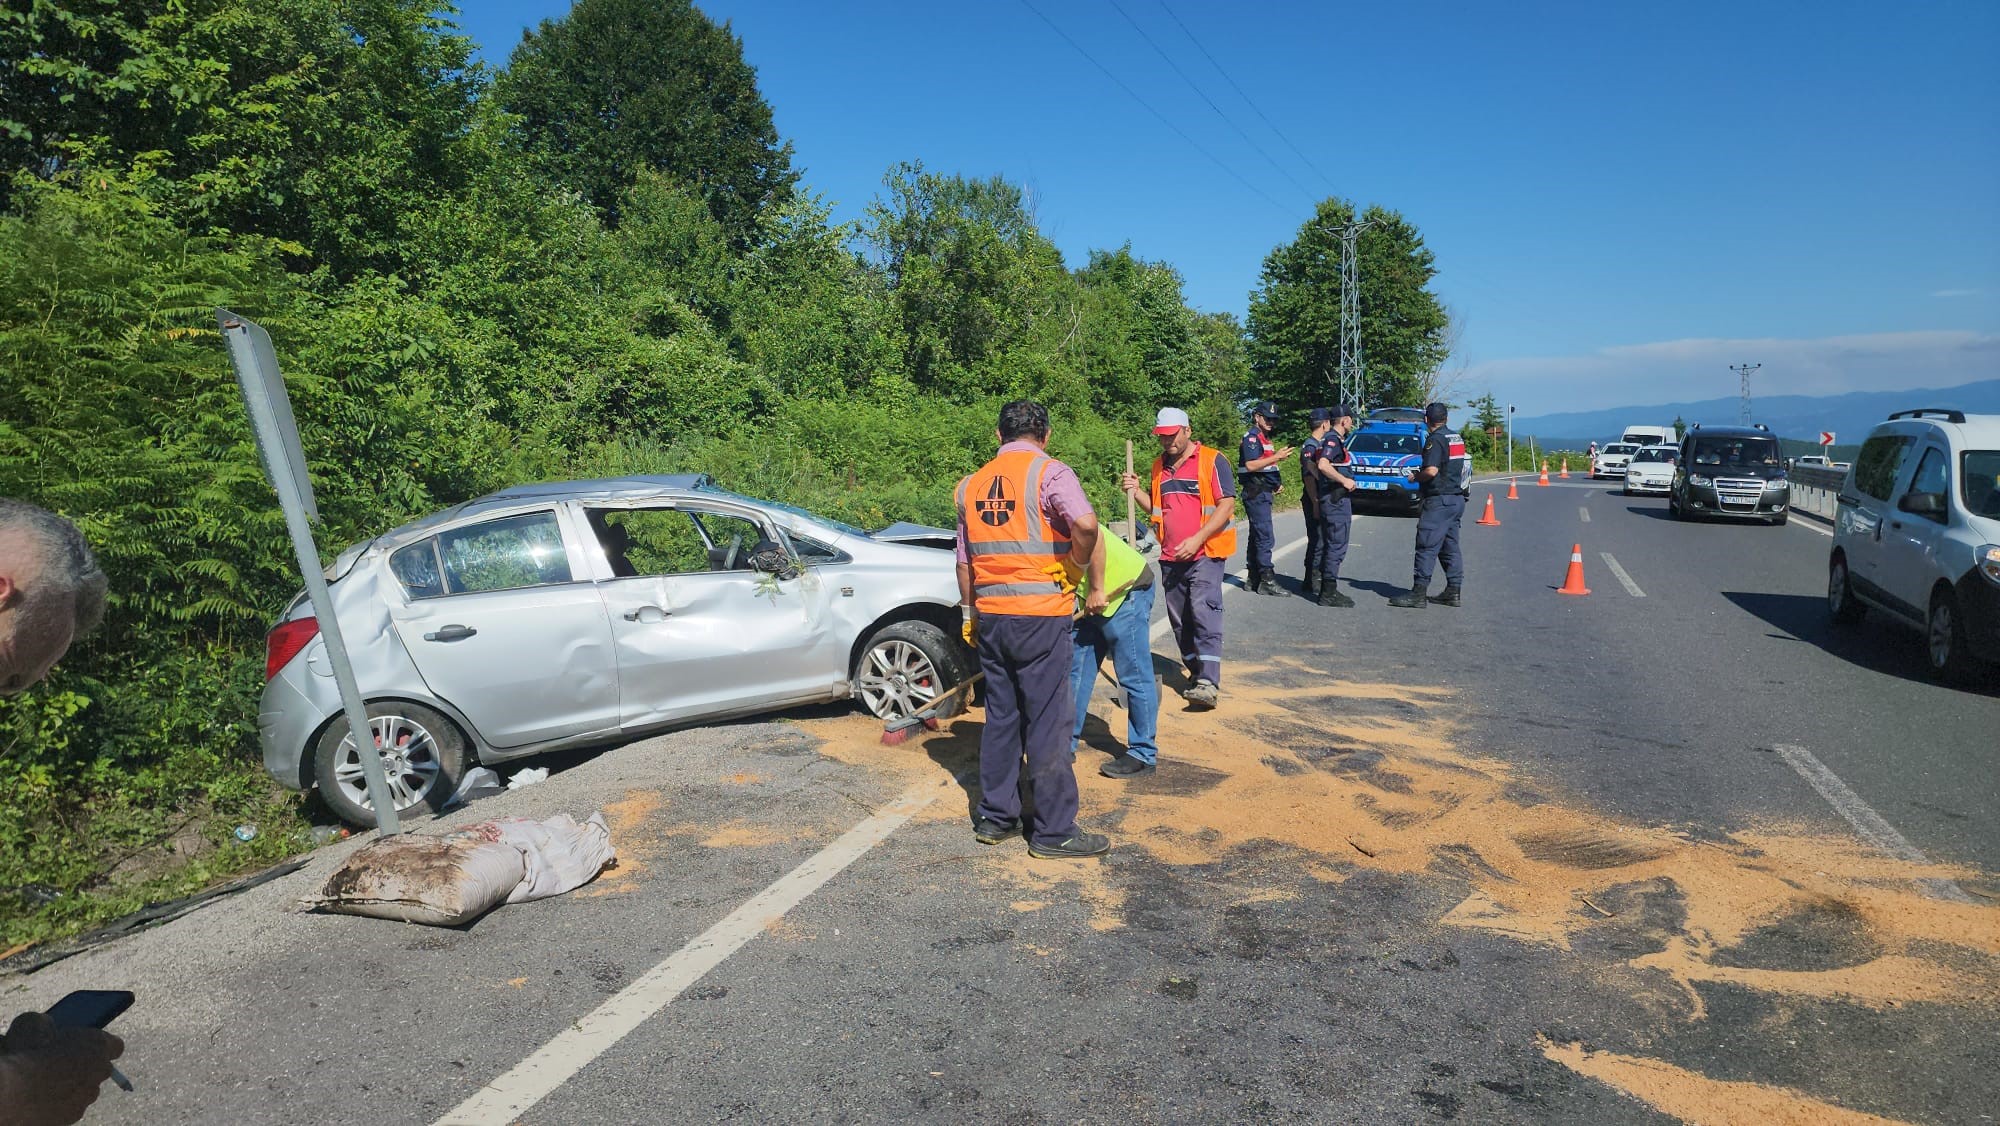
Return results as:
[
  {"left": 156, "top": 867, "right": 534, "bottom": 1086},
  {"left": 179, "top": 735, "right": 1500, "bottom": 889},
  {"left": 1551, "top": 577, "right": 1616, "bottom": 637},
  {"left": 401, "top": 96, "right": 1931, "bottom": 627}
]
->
[{"left": 258, "top": 475, "right": 973, "bottom": 825}]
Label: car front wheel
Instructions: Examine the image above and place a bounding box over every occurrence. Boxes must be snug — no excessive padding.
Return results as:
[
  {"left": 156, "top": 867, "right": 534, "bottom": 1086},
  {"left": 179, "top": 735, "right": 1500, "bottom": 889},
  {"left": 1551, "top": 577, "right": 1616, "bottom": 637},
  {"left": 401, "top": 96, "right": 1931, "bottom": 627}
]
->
[
  {"left": 313, "top": 701, "right": 468, "bottom": 828},
  {"left": 1927, "top": 588, "right": 1975, "bottom": 683},
  {"left": 854, "top": 620, "right": 974, "bottom": 721},
  {"left": 1828, "top": 554, "right": 1864, "bottom": 624}
]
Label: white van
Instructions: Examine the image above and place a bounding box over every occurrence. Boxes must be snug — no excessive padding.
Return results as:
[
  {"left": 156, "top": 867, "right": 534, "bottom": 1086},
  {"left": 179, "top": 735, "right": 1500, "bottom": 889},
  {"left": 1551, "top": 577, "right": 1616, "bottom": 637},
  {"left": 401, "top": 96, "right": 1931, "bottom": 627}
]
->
[{"left": 1622, "top": 425, "right": 1675, "bottom": 447}]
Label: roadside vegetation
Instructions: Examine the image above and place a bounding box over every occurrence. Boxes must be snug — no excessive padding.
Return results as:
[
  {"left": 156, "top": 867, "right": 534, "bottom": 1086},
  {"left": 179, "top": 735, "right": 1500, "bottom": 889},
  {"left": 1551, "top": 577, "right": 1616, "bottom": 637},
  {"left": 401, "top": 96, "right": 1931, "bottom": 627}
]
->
[{"left": 0, "top": 0, "right": 1452, "bottom": 945}]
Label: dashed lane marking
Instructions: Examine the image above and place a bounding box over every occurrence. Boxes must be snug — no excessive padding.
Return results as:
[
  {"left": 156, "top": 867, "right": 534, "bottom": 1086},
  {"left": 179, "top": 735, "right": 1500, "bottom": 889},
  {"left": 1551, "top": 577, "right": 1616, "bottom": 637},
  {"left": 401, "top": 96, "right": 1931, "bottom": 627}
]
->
[
  {"left": 431, "top": 777, "right": 946, "bottom": 1125},
  {"left": 1579, "top": 507, "right": 1591, "bottom": 523},
  {"left": 1773, "top": 744, "right": 1973, "bottom": 903},
  {"left": 1599, "top": 552, "right": 1645, "bottom": 598}
]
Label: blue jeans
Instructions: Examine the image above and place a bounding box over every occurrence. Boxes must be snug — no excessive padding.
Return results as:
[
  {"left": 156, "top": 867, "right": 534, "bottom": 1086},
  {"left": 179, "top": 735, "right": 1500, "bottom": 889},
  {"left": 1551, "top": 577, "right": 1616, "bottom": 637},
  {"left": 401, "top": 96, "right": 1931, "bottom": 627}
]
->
[{"left": 1069, "top": 584, "right": 1159, "bottom": 764}]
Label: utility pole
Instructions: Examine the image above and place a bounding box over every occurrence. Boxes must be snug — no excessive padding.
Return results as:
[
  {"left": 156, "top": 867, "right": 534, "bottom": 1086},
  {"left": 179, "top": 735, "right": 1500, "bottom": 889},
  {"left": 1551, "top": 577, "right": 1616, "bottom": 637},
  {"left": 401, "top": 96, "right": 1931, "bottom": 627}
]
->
[
  {"left": 1337, "top": 219, "right": 1374, "bottom": 409},
  {"left": 1731, "top": 362, "right": 1761, "bottom": 424}
]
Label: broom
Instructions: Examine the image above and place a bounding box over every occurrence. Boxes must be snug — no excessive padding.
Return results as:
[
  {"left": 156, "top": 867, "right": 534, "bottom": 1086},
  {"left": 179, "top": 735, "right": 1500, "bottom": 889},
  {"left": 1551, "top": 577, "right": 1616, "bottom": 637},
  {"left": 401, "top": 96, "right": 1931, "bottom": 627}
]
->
[{"left": 880, "top": 672, "right": 984, "bottom": 746}]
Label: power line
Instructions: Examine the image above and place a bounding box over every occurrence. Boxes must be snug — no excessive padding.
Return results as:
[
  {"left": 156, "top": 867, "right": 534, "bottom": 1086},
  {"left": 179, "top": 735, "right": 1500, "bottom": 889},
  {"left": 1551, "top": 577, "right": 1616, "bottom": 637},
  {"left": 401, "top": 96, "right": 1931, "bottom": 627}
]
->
[
  {"left": 1102, "top": 0, "right": 1320, "bottom": 208},
  {"left": 1014, "top": 0, "right": 1297, "bottom": 218},
  {"left": 1154, "top": 1, "right": 1339, "bottom": 196}
]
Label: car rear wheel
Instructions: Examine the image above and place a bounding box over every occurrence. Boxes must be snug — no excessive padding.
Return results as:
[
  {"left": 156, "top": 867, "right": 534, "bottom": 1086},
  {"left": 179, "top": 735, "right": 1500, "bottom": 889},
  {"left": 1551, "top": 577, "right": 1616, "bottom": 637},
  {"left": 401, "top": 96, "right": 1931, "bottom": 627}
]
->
[
  {"left": 313, "top": 701, "right": 468, "bottom": 828},
  {"left": 1827, "top": 554, "right": 1864, "bottom": 624},
  {"left": 1926, "top": 588, "right": 1975, "bottom": 683},
  {"left": 854, "top": 620, "right": 973, "bottom": 721}
]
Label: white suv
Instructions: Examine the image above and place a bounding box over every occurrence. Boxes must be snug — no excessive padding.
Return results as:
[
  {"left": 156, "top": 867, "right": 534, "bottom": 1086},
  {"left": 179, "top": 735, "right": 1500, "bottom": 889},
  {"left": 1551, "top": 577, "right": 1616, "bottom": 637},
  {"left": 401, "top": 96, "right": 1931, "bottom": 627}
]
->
[{"left": 1828, "top": 409, "right": 2000, "bottom": 682}]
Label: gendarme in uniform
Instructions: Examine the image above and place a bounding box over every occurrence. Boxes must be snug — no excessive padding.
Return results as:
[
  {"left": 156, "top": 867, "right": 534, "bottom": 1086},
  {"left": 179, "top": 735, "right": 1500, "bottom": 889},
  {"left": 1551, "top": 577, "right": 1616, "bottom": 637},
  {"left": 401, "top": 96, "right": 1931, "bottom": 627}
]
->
[{"left": 1389, "top": 402, "right": 1470, "bottom": 608}]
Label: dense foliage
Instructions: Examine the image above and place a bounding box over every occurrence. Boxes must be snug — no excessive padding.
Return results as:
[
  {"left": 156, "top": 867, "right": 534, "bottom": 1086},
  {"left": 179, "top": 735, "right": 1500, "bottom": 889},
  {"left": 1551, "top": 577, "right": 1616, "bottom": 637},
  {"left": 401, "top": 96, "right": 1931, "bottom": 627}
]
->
[{"left": 0, "top": 1, "right": 1448, "bottom": 944}]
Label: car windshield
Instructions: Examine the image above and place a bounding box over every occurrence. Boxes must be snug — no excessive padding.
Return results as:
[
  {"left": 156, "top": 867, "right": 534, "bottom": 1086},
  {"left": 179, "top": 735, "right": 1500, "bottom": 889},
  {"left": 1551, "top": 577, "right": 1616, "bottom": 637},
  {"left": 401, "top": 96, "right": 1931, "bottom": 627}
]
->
[
  {"left": 1368, "top": 407, "right": 1427, "bottom": 422},
  {"left": 1604, "top": 444, "right": 1636, "bottom": 456},
  {"left": 1348, "top": 431, "right": 1423, "bottom": 455},
  {"left": 1689, "top": 437, "right": 1782, "bottom": 468},
  {"left": 1962, "top": 450, "right": 2000, "bottom": 518},
  {"left": 1633, "top": 448, "right": 1675, "bottom": 464},
  {"left": 692, "top": 483, "right": 869, "bottom": 538}
]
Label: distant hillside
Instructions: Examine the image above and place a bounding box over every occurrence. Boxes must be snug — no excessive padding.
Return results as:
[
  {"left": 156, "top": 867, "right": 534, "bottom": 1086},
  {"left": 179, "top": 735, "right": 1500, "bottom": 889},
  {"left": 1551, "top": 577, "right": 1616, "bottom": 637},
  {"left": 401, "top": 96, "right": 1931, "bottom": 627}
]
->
[{"left": 1513, "top": 379, "right": 2000, "bottom": 446}]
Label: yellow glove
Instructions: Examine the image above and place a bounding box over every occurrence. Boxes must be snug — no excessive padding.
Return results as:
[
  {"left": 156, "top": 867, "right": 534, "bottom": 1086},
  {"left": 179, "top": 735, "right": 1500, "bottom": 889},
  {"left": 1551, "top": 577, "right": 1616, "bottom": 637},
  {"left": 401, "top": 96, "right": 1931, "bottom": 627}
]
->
[
  {"left": 1042, "top": 561, "right": 1077, "bottom": 594},
  {"left": 961, "top": 617, "right": 977, "bottom": 646}
]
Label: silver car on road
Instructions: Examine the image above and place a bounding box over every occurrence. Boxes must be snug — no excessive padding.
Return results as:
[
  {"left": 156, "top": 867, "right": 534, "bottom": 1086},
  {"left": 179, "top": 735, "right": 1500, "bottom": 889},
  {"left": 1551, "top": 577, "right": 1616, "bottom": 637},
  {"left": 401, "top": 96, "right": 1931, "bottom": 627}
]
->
[{"left": 258, "top": 475, "right": 973, "bottom": 825}]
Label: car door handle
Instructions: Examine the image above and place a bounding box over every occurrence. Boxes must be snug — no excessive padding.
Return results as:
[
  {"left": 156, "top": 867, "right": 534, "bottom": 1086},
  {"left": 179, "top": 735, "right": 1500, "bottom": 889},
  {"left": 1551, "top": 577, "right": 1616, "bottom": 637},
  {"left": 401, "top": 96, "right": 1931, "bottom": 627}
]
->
[
  {"left": 423, "top": 624, "right": 477, "bottom": 642},
  {"left": 623, "top": 606, "right": 670, "bottom": 622}
]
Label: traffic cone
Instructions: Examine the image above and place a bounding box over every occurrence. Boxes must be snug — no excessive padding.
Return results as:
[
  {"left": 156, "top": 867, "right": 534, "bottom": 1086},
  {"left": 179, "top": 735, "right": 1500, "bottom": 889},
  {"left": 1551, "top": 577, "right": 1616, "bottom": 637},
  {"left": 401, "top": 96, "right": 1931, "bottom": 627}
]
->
[
  {"left": 1476, "top": 493, "right": 1501, "bottom": 526},
  {"left": 1559, "top": 458, "right": 1570, "bottom": 479},
  {"left": 1557, "top": 544, "right": 1591, "bottom": 596},
  {"left": 1506, "top": 478, "right": 1520, "bottom": 500},
  {"left": 1537, "top": 462, "right": 1551, "bottom": 487}
]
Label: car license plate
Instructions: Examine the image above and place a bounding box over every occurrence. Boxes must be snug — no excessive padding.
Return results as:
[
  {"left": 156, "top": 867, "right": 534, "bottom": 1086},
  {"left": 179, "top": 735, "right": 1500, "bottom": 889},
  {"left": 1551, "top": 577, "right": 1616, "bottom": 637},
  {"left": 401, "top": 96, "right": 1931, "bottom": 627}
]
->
[{"left": 1360, "top": 481, "right": 1388, "bottom": 490}]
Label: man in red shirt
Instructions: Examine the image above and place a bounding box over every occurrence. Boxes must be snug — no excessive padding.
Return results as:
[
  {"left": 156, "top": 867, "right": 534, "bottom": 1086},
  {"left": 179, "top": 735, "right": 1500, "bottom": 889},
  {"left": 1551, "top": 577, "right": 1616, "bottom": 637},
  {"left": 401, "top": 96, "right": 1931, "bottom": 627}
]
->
[{"left": 1121, "top": 407, "right": 1236, "bottom": 709}]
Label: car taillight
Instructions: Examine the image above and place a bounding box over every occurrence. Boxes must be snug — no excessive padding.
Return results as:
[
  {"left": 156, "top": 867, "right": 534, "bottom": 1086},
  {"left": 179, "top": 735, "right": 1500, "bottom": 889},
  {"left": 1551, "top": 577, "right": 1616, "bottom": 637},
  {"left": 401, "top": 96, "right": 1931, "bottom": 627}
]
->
[{"left": 265, "top": 618, "right": 321, "bottom": 682}]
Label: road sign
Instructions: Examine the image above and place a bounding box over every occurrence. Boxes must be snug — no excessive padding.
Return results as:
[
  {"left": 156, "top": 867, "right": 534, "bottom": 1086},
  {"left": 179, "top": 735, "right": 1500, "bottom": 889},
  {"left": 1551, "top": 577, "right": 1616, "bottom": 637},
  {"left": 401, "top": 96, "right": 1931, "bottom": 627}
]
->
[
  {"left": 218, "top": 309, "right": 402, "bottom": 834},
  {"left": 1820, "top": 431, "right": 1835, "bottom": 447}
]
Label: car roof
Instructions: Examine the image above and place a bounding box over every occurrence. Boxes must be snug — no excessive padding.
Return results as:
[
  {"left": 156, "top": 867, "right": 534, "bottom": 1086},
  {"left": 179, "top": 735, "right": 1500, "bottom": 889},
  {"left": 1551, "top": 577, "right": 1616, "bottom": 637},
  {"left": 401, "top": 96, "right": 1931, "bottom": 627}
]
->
[
  {"left": 1356, "top": 418, "right": 1425, "bottom": 432},
  {"left": 1867, "top": 411, "right": 2000, "bottom": 446},
  {"left": 1685, "top": 425, "right": 1778, "bottom": 438},
  {"left": 380, "top": 475, "right": 720, "bottom": 545}
]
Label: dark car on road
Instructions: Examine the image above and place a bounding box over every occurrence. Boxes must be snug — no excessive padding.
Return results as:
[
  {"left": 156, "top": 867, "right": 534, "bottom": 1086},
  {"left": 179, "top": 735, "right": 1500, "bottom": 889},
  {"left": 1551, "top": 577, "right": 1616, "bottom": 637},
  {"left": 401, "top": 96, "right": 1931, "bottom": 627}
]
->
[{"left": 1669, "top": 423, "right": 1792, "bottom": 525}]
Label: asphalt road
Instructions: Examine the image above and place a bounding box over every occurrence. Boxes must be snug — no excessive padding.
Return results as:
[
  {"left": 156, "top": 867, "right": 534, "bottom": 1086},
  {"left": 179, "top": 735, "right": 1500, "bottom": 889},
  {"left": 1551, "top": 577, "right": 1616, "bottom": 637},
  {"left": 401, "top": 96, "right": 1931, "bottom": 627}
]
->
[{"left": 6, "top": 478, "right": 1996, "bottom": 1125}]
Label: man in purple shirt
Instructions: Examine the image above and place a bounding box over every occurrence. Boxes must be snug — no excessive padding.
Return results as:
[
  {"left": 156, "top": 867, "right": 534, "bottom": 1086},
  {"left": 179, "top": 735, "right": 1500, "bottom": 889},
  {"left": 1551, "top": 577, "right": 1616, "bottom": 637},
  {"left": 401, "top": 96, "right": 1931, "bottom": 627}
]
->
[{"left": 954, "top": 401, "right": 1109, "bottom": 860}]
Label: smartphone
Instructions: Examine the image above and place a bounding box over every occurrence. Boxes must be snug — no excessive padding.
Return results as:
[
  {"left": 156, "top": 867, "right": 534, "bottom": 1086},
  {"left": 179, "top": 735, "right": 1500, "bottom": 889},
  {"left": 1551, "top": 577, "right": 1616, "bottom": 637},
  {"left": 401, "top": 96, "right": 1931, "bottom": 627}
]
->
[{"left": 44, "top": 989, "right": 134, "bottom": 1030}]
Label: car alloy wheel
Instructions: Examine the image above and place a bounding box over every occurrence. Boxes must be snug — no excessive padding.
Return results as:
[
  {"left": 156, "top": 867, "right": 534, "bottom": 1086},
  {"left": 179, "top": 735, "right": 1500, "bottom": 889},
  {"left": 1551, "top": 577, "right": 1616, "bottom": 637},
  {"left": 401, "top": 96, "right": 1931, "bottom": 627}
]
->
[
  {"left": 313, "top": 700, "right": 467, "bottom": 827},
  {"left": 1827, "top": 555, "right": 1863, "bottom": 624},
  {"left": 854, "top": 619, "right": 969, "bottom": 721}
]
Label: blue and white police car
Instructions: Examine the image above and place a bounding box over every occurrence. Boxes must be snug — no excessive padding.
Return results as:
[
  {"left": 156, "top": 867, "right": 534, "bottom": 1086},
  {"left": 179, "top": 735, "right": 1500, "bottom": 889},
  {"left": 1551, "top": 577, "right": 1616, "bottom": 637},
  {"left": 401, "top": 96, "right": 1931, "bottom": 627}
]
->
[{"left": 1345, "top": 418, "right": 1430, "bottom": 511}]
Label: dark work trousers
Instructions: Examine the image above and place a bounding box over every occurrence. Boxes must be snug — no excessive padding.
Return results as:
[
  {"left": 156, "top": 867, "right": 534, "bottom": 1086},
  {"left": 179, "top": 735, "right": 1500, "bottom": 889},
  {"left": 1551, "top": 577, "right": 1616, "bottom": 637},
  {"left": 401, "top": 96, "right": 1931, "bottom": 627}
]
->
[
  {"left": 1318, "top": 493, "right": 1352, "bottom": 583},
  {"left": 1300, "top": 484, "right": 1323, "bottom": 582},
  {"left": 1242, "top": 483, "right": 1276, "bottom": 583},
  {"left": 1162, "top": 555, "right": 1226, "bottom": 686},
  {"left": 974, "top": 613, "right": 1080, "bottom": 848},
  {"left": 1412, "top": 494, "right": 1467, "bottom": 590}
]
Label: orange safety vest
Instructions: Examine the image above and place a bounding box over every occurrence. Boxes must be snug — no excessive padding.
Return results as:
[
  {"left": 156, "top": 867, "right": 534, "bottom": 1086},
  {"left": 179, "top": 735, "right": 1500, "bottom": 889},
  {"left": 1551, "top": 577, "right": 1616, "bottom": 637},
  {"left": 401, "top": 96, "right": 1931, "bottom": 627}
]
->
[
  {"left": 956, "top": 448, "right": 1074, "bottom": 617},
  {"left": 1150, "top": 444, "right": 1239, "bottom": 560}
]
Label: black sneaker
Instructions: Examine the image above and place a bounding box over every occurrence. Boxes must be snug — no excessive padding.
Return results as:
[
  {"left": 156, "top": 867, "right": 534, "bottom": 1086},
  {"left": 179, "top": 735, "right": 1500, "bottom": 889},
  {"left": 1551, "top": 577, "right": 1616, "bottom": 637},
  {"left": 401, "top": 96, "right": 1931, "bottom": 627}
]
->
[
  {"left": 1433, "top": 586, "right": 1462, "bottom": 607},
  {"left": 1027, "top": 831, "right": 1111, "bottom": 859},
  {"left": 1257, "top": 580, "right": 1291, "bottom": 597},
  {"left": 973, "top": 818, "right": 1021, "bottom": 845},
  {"left": 1388, "top": 589, "right": 1428, "bottom": 609},
  {"left": 1100, "top": 754, "right": 1157, "bottom": 778},
  {"left": 1317, "top": 588, "right": 1355, "bottom": 608}
]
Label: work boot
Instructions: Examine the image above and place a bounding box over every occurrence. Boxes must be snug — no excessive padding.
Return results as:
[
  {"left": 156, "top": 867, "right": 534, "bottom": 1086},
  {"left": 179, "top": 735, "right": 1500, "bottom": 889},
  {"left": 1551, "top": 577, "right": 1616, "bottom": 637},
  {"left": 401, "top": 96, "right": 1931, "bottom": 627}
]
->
[
  {"left": 1256, "top": 579, "right": 1291, "bottom": 597},
  {"left": 1100, "top": 753, "right": 1156, "bottom": 778},
  {"left": 1301, "top": 573, "right": 1321, "bottom": 598},
  {"left": 1388, "top": 588, "right": 1429, "bottom": 609},
  {"left": 1317, "top": 586, "right": 1355, "bottom": 608},
  {"left": 1185, "top": 679, "right": 1219, "bottom": 710},
  {"left": 972, "top": 818, "right": 1021, "bottom": 845},
  {"left": 1433, "top": 586, "right": 1462, "bottom": 607},
  {"left": 1027, "top": 830, "right": 1111, "bottom": 859}
]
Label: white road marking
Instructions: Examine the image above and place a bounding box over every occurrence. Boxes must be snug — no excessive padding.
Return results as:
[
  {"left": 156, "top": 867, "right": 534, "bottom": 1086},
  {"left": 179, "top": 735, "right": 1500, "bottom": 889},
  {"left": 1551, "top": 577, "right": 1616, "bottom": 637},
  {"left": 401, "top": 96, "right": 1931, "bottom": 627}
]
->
[
  {"left": 433, "top": 778, "right": 946, "bottom": 1125},
  {"left": 1579, "top": 507, "right": 1591, "bottom": 523},
  {"left": 1599, "top": 553, "right": 1645, "bottom": 598},
  {"left": 1151, "top": 531, "right": 1306, "bottom": 642},
  {"left": 1792, "top": 517, "right": 1833, "bottom": 538},
  {"left": 1773, "top": 745, "right": 1973, "bottom": 903}
]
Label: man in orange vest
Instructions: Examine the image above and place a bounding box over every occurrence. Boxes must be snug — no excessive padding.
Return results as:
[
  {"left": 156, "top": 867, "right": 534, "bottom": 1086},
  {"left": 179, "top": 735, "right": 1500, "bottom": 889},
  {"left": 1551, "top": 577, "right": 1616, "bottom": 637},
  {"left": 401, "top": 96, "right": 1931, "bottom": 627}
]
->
[
  {"left": 955, "top": 401, "right": 1110, "bottom": 859},
  {"left": 1120, "top": 407, "right": 1237, "bottom": 710}
]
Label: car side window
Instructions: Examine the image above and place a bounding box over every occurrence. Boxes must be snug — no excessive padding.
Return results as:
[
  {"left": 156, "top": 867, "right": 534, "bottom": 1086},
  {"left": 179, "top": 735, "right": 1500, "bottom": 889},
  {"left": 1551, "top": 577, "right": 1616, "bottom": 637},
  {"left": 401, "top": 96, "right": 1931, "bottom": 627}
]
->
[
  {"left": 1852, "top": 435, "right": 1912, "bottom": 501},
  {"left": 390, "top": 540, "right": 446, "bottom": 599},
  {"left": 1963, "top": 451, "right": 2000, "bottom": 520},
  {"left": 787, "top": 532, "right": 844, "bottom": 565},
  {"left": 1902, "top": 448, "right": 1949, "bottom": 523},
  {"left": 589, "top": 507, "right": 773, "bottom": 576},
  {"left": 437, "top": 511, "right": 573, "bottom": 595}
]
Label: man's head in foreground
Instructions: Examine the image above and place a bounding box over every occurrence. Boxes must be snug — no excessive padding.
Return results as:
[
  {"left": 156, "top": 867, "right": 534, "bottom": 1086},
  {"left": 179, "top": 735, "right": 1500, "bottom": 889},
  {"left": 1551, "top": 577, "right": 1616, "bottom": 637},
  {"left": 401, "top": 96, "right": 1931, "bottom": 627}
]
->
[{"left": 0, "top": 499, "right": 107, "bottom": 696}]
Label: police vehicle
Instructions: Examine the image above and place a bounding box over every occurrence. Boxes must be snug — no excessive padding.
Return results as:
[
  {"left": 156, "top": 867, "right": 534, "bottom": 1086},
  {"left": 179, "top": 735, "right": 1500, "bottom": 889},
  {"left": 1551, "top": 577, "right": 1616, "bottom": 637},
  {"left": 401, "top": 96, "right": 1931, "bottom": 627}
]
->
[{"left": 1344, "top": 417, "right": 1431, "bottom": 511}]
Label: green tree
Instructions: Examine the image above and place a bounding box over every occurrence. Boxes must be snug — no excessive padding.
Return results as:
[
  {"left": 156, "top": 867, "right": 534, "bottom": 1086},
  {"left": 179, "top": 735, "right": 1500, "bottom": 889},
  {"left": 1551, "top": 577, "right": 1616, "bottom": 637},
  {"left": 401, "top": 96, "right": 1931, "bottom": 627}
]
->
[
  {"left": 0, "top": 0, "right": 487, "bottom": 279},
  {"left": 1245, "top": 199, "right": 1450, "bottom": 412},
  {"left": 498, "top": 0, "right": 796, "bottom": 240},
  {"left": 1673, "top": 415, "right": 1687, "bottom": 440},
  {"left": 1471, "top": 392, "right": 1504, "bottom": 434}
]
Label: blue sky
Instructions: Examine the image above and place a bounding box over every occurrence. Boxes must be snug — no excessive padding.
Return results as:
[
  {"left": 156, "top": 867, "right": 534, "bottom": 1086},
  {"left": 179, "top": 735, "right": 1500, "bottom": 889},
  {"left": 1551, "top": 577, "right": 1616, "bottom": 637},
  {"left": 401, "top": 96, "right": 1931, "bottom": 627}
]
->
[{"left": 455, "top": 2, "right": 1999, "bottom": 417}]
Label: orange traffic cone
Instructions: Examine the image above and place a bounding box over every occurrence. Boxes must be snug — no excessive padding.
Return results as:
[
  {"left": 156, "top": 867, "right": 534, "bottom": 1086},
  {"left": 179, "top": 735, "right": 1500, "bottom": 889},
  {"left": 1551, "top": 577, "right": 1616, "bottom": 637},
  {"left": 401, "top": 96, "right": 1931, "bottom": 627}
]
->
[
  {"left": 1559, "top": 458, "right": 1570, "bottom": 479},
  {"left": 1557, "top": 544, "right": 1591, "bottom": 596},
  {"left": 1537, "top": 462, "right": 1551, "bottom": 487},
  {"left": 1506, "top": 478, "right": 1520, "bottom": 500},
  {"left": 1476, "top": 493, "right": 1501, "bottom": 526}
]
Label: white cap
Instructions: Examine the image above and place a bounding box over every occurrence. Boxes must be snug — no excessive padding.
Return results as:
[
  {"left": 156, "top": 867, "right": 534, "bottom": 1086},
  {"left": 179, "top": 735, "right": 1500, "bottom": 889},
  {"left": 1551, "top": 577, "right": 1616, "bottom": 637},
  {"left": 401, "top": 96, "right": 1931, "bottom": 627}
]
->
[{"left": 1153, "top": 406, "right": 1191, "bottom": 434}]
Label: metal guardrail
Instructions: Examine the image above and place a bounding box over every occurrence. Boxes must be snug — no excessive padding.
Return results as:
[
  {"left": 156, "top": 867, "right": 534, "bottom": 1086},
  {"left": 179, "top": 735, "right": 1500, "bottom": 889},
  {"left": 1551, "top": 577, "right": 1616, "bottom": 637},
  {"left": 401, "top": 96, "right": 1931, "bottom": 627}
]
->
[{"left": 1788, "top": 465, "right": 1847, "bottom": 522}]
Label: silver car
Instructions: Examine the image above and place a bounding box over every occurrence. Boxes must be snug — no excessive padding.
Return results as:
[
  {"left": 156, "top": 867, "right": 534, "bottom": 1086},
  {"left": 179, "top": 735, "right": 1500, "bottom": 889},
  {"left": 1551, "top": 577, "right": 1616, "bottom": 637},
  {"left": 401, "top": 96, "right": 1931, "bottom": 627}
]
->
[{"left": 258, "top": 475, "right": 974, "bottom": 825}]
